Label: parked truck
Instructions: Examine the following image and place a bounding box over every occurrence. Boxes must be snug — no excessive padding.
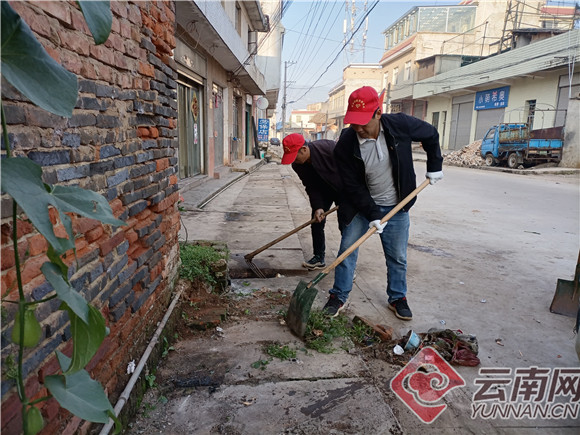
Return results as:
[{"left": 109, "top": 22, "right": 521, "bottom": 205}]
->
[{"left": 480, "top": 123, "right": 564, "bottom": 168}]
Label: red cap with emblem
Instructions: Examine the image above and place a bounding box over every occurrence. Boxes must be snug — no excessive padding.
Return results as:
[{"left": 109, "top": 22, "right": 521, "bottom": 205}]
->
[
  {"left": 281, "top": 133, "right": 305, "bottom": 164},
  {"left": 344, "top": 86, "right": 385, "bottom": 125}
]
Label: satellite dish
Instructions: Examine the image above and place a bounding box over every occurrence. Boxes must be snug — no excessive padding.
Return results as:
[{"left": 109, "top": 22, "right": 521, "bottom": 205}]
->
[{"left": 256, "top": 97, "right": 269, "bottom": 110}]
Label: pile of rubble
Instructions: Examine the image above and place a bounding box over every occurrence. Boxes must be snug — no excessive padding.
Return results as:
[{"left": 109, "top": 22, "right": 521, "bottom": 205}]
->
[{"left": 444, "top": 140, "right": 485, "bottom": 166}]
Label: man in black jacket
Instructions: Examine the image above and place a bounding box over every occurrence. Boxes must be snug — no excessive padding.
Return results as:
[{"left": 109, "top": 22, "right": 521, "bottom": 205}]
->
[
  {"left": 323, "top": 86, "right": 443, "bottom": 320},
  {"left": 282, "top": 134, "right": 342, "bottom": 270}
]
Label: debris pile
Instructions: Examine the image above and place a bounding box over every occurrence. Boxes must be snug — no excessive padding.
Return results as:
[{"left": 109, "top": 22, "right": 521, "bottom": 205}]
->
[{"left": 444, "top": 140, "right": 485, "bottom": 166}]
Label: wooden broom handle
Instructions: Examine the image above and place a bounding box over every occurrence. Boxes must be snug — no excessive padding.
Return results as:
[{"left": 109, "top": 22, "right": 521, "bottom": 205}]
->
[
  {"left": 244, "top": 206, "right": 339, "bottom": 259},
  {"left": 321, "top": 179, "right": 431, "bottom": 274}
]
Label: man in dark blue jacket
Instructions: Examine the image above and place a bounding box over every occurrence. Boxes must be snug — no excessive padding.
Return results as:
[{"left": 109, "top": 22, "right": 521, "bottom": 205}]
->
[
  {"left": 282, "top": 134, "right": 342, "bottom": 270},
  {"left": 323, "top": 86, "right": 443, "bottom": 320}
]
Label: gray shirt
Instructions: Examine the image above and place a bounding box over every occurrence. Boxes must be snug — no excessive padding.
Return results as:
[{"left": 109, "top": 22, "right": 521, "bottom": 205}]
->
[{"left": 357, "top": 127, "right": 397, "bottom": 206}]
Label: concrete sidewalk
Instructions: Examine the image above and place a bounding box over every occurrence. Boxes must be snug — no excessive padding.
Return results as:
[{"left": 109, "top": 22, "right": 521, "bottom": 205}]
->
[{"left": 131, "top": 157, "right": 579, "bottom": 434}]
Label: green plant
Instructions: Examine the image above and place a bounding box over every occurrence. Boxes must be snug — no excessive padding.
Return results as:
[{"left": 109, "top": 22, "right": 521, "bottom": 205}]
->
[
  {"left": 303, "top": 310, "right": 352, "bottom": 354},
  {"left": 161, "top": 336, "right": 174, "bottom": 358},
  {"left": 250, "top": 359, "right": 270, "bottom": 370},
  {"left": 179, "top": 243, "right": 228, "bottom": 286},
  {"left": 264, "top": 343, "right": 297, "bottom": 360},
  {"left": 1, "top": 1, "right": 123, "bottom": 433},
  {"left": 144, "top": 374, "right": 157, "bottom": 389}
]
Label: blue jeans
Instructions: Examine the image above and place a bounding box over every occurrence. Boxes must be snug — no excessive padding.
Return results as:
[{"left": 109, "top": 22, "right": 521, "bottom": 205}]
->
[{"left": 329, "top": 206, "right": 410, "bottom": 304}]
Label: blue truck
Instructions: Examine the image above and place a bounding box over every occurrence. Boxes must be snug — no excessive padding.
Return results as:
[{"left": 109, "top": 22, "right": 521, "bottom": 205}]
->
[{"left": 480, "top": 123, "right": 564, "bottom": 168}]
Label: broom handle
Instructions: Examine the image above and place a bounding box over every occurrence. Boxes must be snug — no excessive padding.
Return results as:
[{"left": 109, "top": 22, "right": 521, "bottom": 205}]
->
[
  {"left": 245, "top": 206, "right": 338, "bottom": 260},
  {"left": 321, "top": 179, "right": 430, "bottom": 274}
]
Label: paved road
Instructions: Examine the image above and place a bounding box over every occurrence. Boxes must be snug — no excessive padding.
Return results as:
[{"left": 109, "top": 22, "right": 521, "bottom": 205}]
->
[{"left": 152, "top": 162, "right": 580, "bottom": 434}]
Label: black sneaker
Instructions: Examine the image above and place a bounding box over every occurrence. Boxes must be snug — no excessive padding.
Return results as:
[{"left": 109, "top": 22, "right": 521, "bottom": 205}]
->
[
  {"left": 302, "top": 255, "right": 325, "bottom": 270},
  {"left": 388, "top": 297, "right": 413, "bottom": 320},
  {"left": 322, "top": 295, "right": 344, "bottom": 317}
]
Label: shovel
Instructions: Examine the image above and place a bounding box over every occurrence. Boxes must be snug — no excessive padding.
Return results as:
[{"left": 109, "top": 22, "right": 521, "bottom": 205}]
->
[
  {"left": 244, "top": 206, "right": 338, "bottom": 278},
  {"left": 286, "top": 179, "right": 430, "bottom": 337},
  {"left": 549, "top": 251, "right": 580, "bottom": 318}
]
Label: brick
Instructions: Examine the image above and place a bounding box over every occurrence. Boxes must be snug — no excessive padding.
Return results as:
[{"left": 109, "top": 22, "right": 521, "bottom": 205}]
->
[
  {"left": 85, "top": 225, "right": 104, "bottom": 243},
  {"left": 96, "top": 114, "right": 121, "bottom": 129},
  {"left": 62, "top": 132, "right": 81, "bottom": 148},
  {"left": 128, "top": 200, "right": 148, "bottom": 217},
  {"left": 100, "top": 145, "right": 121, "bottom": 159},
  {"left": 68, "top": 113, "right": 96, "bottom": 127},
  {"left": 107, "top": 169, "right": 129, "bottom": 187},
  {"left": 27, "top": 234, "right": 48, "bottom": 256},
  {"left": 26, "top": 106, "right": 66, "bottom": 129},
  {"left": 108, "top": 255, "right": 128, "bottom": 280},
  {"left": 99, "top": 231, "right": 125, "bottom": 256},
  {"left": 3, "top": 104, "right": 26, "bottom": 124},
  {"left": 56, "top": 165, "right": 90, "bottom": 182},
  {"left": 36, "top": 1, "right": 72, "bottom": 24},
  {"left": 21, "top": 254, "right": 48, "bottom": 286},
  {"left": 27, "top": 150, "right": 70, "bottom": 166},
  {"left": 114, "top": 155, "right": 136, "bottom": 169}
]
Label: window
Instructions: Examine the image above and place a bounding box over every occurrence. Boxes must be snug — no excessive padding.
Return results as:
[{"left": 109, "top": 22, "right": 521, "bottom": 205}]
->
[
  {"left": 235, "top": 2, "right": 241, "bottom": 35},
  {"left": 393, "top": 67, "right": 399, "bottom": 85},
  {"left": 404, "top": 61, "right": 411, "bottom": 81},
  {"left": 432, "top": 112, "right": 439, "bottom": 130},
  {"left": 383, "top": 72, "right": 389, "bottom": 90},
  {"left": 525, "top": 100, "right": 536, "bottom": 129},
  {"left": 296, "top": 115, "right": 302, "bottom": 123}
]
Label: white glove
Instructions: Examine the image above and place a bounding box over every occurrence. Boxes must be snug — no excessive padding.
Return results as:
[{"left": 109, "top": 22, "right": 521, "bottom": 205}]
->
[
  {"left": 369, "top": 220, "right": 387, "bottom": 234},
  {"left": 426, "top": 171, "right": 444, "bottom": 185}
]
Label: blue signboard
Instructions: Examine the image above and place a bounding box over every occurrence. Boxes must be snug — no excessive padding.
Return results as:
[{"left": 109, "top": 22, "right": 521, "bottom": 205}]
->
[
  {"left": 474, "top": 86, "right": 510, "bottom": 110},
  {"left": 257, "top": 118, "right": 269, "bottom": 141}
]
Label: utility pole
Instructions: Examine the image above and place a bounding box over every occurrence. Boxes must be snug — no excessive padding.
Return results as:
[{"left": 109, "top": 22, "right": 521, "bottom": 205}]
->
[{"left": 281, "top": 61, "right": 296, "bottom": 139}]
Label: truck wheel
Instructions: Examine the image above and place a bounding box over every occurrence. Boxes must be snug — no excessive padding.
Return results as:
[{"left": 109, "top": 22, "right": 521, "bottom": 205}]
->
[
  {"left": 507, "top": 153, "right": 518, "bottom": 169},
  {"left": 485, "top": 154, "right": 496, "bottom": 166}
]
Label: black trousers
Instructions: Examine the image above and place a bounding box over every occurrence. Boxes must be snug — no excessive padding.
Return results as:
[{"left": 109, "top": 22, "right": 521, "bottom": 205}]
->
[{"left": 311, "top": 197, "right": 335, "bottom": 259}]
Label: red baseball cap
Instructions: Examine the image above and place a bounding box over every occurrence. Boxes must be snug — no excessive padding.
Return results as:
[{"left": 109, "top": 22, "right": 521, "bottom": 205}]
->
[
  {"left": 281, "top": 133, "right": 305, "bottom": 164},
  {"left": 344, "top": 86, "right": 385, "bottom": 125}
]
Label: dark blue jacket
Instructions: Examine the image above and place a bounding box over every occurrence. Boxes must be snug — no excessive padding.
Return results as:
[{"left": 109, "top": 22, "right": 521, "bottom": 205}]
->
[{"left": 334, "top": 113, "right": 443, "bottom": 227}]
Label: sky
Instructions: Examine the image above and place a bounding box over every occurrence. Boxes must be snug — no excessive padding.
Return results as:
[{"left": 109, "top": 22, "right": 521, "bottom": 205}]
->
[{"left": 277, "top": 0, "right": 460, "bottom": 120}]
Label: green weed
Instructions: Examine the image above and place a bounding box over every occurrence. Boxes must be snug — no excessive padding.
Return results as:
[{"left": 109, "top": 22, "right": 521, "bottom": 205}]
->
[
  {"left": 250, "top": 359, "right": 270, "bottom": 370},
  {"left": 179, "top": 243, "right": 229, "bottom": 285},
  {"left": 264, "top": 343, "right": 296, "bottom": 360}
]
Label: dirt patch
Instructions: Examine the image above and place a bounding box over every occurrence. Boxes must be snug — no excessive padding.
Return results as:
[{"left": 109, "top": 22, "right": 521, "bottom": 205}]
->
[{"left": 174, "top": 278, "right": 291, "bottom": 341}]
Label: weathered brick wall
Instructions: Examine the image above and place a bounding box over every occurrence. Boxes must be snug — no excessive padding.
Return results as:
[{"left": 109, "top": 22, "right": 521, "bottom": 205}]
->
[{"left": 1, "top": 1, "right": 180, "bottom": 433}]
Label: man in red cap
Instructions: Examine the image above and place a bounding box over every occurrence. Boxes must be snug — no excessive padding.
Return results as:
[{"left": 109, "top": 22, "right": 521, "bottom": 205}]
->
[
  {"left": 281, "top": 133, "right": 342, "bottom": 270},
  {"left": 322, "top": 86, "right": 443, "bottom": 320}
]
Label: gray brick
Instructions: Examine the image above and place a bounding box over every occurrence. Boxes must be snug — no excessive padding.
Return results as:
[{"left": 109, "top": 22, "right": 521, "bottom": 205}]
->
[
  {"left": 28, "top": 150, "right": 70, "bottom": 166},
  {"left": 79, "top": 79, "right": 97, "bottom": 94},
  {"left": 156, "top": 117, "right": 170, "bottom": 127},
  {"left": 109, "top": 279, "right": 132, "bottom": 308},
  {"left": 121, "top": 190, "right": 141, "bottom": 205},
  {"left": 22, "top": 335, "right": 62, "bottom": 378},
  {"left": 140, "top": 38, "right": 156, "bottom": 53},
  {"left": 86, "top": 276, "right": 106, "bottom": 301},
  {"left": 129, "top": 163, "right": 156, "bottom": 178},
  {"left": 136, "top": 221, "right": 154, "bottom": 238},
  {"left": 100, "top": 145, "right": 121, "bottom": 158},
  {"left": 142, "top": 139, "right": 157, "bottom": 149},
  {"left": 117, "top": 240, "right": 129, "bottom": 255},
  {"left": 138, "top": 90, "right": 156, "bottom": 101},
  {"left": 150, "top": 81, "right": 167, "bottom": 95},
  {"left": 42, "top": 169, "right": 58, "bottom": 185},
  {"left": 107, "top": 169, "right": 129, "bottom": 187},
  {"left": 149, "top": 251, "right": 162, "bottom": 269},
  {"left": 89, "top": 262, "right": 104, "bottom": 281},
  {"left": 96, "top": 84, "right": 118, "bottom": 98},
  {"left": 148, "top": 53, "right": 163, "bottom": 69},
  {"left": 108, "top": 256, "right": 128, "bottom": 279},
  {"left": 4, "top": 104, "right": 26, "bottom": 124},
  {"left": 118, "top": 90, "right": 137, "bottom": 101},
  {"left": 128, "top": 200, "right": 148, "bottom": 216},
  {"left": 97, "top": 114, "right": 121, "bottom": 129},
  {"left": 114, "top": 155, "right": 135, "bottom": 168},
  {"left": 135, "top": 114, "right": 155, "bottom": 126},
  {"left": 167, "top": 78, "right": 177, "bottom": 90},
  {"left": 136, "top": 247, "right": 153, "bottom": 267},
  {"left": 118, "top": 261, "right": 138, "bottom": 284},
  {"left": 57, "top": 165, "right": 90, "bottom": 182},
  {"left": 159, "top": 127, "right": 175, "bottom": 138},
  {"left": 144, "top": 229, "right": 161, "bottom": 247},
  {"left": 121, "top": 141, "right": 140, "bottom": 155},
  {"left": 32, "top": 281, "right": 54, "bottom": 301},
  {"left": 105, "top": 187, "right": 118, "bottom": 201},
  {"left": 121, "top": 181, "right": 135, "bottom": 193},
  {"left": 159, "top": 138, "right": 175, "bottom": 148},
  {"left": 131, "top": 266, "right": 148, "bottom": 287},
  {"left": 79, "top": 96, "right": 102, "bottom": 111},
  {"left": 149, "top": 191, "right": 165, "bottom": 205},
  {"left": 168, "top": 156, "right": 178, "bottom": 165},
  {"left": 142, "top": 184, "right": 160, "bottom": 199},
  {"left": 154, "top": 69, "right": 168, "bottom": 84},
  {"left": 110, "top": 302, "right": 127, "bottom": 322},
  {"left": 26, "top": 107, "right": 67, "bottom": 128},
  {"left": 154, "top": 214, "right": 163, "bottom": 226},
  {"left": 91, "top": 160, "right": 115, "bottom": 174},
  {"left": 62, "top": 132, "right": 81, "bottom": 148},
  {"left": 153, "top": 235, "right": 166, "bottom": 252},
  {"left": 133, "top": 176, "right": 150, "bottom": 190},
  {"left": 131, "top": 275, "right": 160, "bottom": 313},
  {"left": 133, "top": 101, "right": 153, "bottom": 114},
  {"left": 71, "top": 272, "right": 89, "bottom": 293},
  {"left": 69, "top": 113, "right": 96, "bottom": 127},
  {"left": 105, "top": 130, "right": 116, "bottom": 143}
]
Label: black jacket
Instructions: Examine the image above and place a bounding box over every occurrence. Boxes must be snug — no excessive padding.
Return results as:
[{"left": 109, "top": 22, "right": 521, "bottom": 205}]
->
[
  {"left": 334, "top": 113, "right": 443, "bottom": 227},
  {"left": 292, "top": 139, "right": 342, "bottom": 211}
]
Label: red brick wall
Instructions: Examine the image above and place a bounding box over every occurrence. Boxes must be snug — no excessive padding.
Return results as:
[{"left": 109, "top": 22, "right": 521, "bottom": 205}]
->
[{"left": 1, "top": 1, "right": 180, "bottom": 433}]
